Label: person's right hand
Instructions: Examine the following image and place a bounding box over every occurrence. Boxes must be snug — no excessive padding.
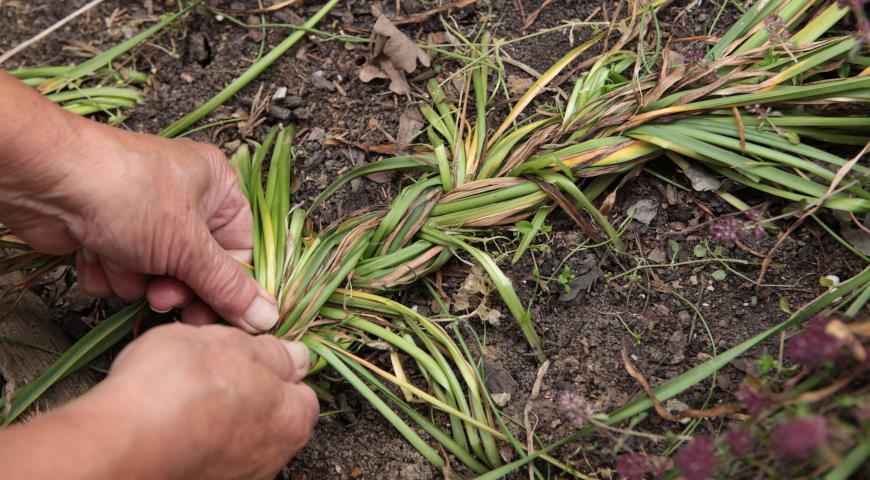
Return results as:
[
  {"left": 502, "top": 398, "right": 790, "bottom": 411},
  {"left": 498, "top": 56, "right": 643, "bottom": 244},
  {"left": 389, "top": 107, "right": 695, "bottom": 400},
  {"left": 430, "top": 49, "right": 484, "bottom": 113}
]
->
[{"left": 77, "top": 323, "right": 319, "bottom": 480}]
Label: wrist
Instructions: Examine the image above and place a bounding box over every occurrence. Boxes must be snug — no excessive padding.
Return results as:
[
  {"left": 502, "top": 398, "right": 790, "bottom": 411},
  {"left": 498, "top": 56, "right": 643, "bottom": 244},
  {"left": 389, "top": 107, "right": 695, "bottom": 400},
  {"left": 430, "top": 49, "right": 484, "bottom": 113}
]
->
[
  {"left": 0, "top": 377, "right": 171, "bottom": 480},
  {"left": 0, "top": 72, "right": 113, "bottom": 228}
]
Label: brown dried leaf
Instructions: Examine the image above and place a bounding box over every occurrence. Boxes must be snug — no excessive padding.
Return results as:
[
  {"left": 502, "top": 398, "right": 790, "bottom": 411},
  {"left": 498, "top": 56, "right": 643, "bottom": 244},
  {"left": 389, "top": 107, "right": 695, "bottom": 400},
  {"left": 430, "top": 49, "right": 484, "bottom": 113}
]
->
[
  {"left": 396, "top": 108, "right": 424, "bottom": 151},
  {"left": 507, "top": 74, "right": 533, "bottom": 96},
  {"left": 373, "top": 16, "right": 431, "bottom": 73},
  {"left": 359, "top": 64, "right": 388, "bottom": 82},
  {"left": 358, "top": 16, "right": 431, "bottom": 95}
]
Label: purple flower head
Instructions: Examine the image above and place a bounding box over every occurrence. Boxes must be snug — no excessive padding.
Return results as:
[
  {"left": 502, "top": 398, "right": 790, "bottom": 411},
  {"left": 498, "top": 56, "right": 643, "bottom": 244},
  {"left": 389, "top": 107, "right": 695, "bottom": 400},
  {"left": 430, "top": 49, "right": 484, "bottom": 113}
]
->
[
  {"left": 710, "top": 216, "right": 746, "bottom": 245},
  {"left": 736, "top": 382, "right": 768, "bottom": 415},
  {"left": 751, "top": 222, "right": 766, "bottom": 239},
  {"left": 556, "top": 390, "right": 594, "bottom": 428},
  {"left": 858, "top": 19, "right": 870, "bottom": 44},
  {"left": 745, "top": 103, "right": 767, "bottom": 116},
  {"left": 786, "top": 315, "right": 848, "bottom": 368},
  {"left": 743, "top": 211, "right": 766, "bottom": 239},
  {"left": 771, "top": 416, "right": 827, "bottom": 459},
  {"left": 764, "top": 15, "right": 789, "bottom": 43},
  {"left": 723, "top": 426, "right": 755, "bottom": 456},
  {"left": 616, "top": 452, "right": 669, "bottom": 480},
  {"left": 838, "top": 0, "right": 868, "bottom": 10},
  {"left": 682, "top": 46, "right": 705, "bottom": 67},
  {"left": 674, "top": 436, "right": 719, "bottom": 480}
]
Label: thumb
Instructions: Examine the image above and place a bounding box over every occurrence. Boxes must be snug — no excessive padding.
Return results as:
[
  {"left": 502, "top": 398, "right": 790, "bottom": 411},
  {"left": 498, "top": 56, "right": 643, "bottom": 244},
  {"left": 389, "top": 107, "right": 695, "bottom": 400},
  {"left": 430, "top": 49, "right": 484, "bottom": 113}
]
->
[{"left": 174, "top": 224, "right": 278, "bottom": 333}]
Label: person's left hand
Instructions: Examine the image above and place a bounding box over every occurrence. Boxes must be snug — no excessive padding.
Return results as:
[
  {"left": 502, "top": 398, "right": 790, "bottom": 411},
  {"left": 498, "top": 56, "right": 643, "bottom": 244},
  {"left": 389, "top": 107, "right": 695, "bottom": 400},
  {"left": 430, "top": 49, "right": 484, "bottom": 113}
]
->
[{"left": 0, "top": 74, "right": 277, "bottom": 331}]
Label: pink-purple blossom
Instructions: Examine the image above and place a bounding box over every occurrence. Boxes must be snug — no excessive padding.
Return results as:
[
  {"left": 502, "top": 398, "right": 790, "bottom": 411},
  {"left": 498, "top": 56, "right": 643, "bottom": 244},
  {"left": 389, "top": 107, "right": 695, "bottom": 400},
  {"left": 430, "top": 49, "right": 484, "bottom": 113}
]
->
[
  {"left": 616, "top": 452, "right": 669, "bottom": 480},
  {"left": 771, "top": 416, "right": 827, "bottom": 459},
  {"left": 736, "top": 383, "right": 768, "bottom": 415},
  {"left": 723, "top": 426, "right": 755, "bottom": 456},
  {"left": 710, "top": 217, "right": 745, "bottom": 245},
  {"left": 764, "top": 15, "right": 789, "bottom": 43},
  {"left": 674, "top": 436, "right": 719, "bottom": 480},
  {"left": 786, "top": 315, "right": 848, "bottom": 368},
  {"left": 556, "top": 390, "right": 594, "bottom": 428}
]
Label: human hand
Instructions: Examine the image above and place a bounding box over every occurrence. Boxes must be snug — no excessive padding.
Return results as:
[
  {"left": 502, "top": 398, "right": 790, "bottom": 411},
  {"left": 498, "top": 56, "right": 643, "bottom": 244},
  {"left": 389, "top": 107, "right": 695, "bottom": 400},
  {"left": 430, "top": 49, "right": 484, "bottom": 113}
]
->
[
  {"left": 0, "top": 74, "right": 275, "bottom": 331},
  {"left": 105, "top": 323, "right": 319, "bottom": 479},
  {"left": 0, "top": 323, "right": 319, "bottom": 480}
]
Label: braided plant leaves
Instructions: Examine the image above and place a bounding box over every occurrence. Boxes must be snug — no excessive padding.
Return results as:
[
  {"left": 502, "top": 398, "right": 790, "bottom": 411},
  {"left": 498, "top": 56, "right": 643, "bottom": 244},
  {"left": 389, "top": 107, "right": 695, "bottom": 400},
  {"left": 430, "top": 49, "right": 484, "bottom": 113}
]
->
[{"left": 2, "top": 0, "right": 869, "bottom": 476}]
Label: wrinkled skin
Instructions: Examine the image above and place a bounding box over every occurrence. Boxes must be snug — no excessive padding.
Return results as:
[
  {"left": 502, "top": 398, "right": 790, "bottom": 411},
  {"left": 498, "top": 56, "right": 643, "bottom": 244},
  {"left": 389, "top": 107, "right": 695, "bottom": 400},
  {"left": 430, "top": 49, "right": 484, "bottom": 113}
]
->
[
  {"left": 0, "top": 88, "right": 277, "bottom": 331},
  {"left": 0, "top": 71, "right": 319, "bottom": 479}
]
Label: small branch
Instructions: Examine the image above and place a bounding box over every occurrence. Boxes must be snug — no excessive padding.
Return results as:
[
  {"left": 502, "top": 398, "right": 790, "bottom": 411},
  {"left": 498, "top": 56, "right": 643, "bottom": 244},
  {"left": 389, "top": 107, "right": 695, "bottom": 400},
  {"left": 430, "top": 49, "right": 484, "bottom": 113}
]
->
[{"left": 0, "top": 0, "right": 107, "bottom": 65}]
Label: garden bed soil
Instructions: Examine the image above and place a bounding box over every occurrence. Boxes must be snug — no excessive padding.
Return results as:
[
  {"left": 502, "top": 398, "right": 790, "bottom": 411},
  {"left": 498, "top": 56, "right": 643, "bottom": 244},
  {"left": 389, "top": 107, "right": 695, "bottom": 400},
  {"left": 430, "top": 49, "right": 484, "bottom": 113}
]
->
[{"left": 1, "top": 1, "right": 864, "bottom": 478}]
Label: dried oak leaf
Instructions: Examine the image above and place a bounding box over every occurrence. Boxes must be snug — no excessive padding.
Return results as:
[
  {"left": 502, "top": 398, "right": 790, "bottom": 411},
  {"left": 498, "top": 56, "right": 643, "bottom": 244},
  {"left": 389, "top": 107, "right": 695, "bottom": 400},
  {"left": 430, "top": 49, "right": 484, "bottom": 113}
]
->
[
  {"left": 359, "top": 15, "right": 431, "bottom": 95},
  {"left": 396, "top": 107, "right": 424, "bottom": 151}
]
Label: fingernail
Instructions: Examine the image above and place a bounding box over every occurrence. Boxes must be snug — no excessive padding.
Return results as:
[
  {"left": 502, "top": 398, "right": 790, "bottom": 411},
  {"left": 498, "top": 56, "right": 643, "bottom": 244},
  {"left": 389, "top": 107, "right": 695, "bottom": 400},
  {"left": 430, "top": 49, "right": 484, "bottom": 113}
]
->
[
  {"left": 283, "top": 341, "right": 311, "bottom": 375},
  {"left": 80, "top": 249, "right": 97, "bottom": 265},
  {"left": 241, "top": 295, "right": 279, "bottom": 332},
  {"left": 150, "top": 304, "right": 172, "bottom": 314}
]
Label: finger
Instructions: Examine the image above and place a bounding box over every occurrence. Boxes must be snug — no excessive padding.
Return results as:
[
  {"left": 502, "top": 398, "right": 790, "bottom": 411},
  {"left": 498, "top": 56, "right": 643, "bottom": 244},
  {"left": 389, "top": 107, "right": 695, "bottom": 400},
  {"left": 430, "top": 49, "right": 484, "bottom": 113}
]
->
[
  {"left": 208, "top": 188, "right": 254, "bottom": 265},
  {"left": 147, "top": 277, "right": 194, "bottom": 313},
  {"left": 180, "top": 298, "right": 218, "bottom": 326},
  {"left": 100, "top": 258, "right": 149, "bottom": 301},
  {"left": 12, "top": 219, "right": 80, "bottom": 256},
  {"left": 200, "top": 145, "right": 254, "bottom": 264},
  {"left": 75, "top": 249, "right": 113, "bottom": 298},
  {"left": 281, "top": 382, "right": 320, "bottom": 453},
  {"left": 248, "top": 336, "right": 310, "bottom": 383},
  {"left": 173, "top": 223, "right": 278, "bottom": 333}
]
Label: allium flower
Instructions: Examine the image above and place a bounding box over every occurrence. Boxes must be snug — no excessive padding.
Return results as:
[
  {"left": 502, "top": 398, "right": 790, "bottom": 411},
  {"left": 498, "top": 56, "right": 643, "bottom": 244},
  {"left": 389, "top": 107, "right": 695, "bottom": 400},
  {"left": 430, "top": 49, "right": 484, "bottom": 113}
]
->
[
  {"left": 771, "top": 416, "right": 827, "bottom": 459},
  {"left": 723, "top": 426, "right": 755, "bottom": 456},
  {"left": 556, "top": 390, "right": 594, "bottom": 428},
  {"left": 674, "top": 436, "right": 719, "bottom": 480},
  {"left": 786, "top": 315, "right": 848, "bottom": 368},
  {"left": 616, "top": 452, "right": 669, "bottom": 480},
  {"left": 764, "top": 15, "right": 789, "bottom": 43},
  {"left": 710, "top": 216, "right": 746, "bottom": 245},
  {"left": 736, "top": 383, "right": 768, "bottom": 415}
]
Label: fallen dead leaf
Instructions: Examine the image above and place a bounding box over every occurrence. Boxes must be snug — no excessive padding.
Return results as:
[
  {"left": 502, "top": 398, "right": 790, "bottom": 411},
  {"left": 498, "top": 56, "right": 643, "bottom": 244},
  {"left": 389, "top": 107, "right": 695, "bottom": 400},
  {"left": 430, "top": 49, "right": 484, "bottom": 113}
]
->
[
  {"left": 507, "top": 74, "right": 534, "bottom": 96},
  {"left": 452, "top": 265, "right": 502, "bottom": 325},
  {"left": 681, "top": 163, "right": 721, "bottom": 192},
  {"left": 359, "top": 15, "right": 431, "bottom": 95},
  {"left": 396, "top": 107, "right": 424, "bottom": 152},
  {"left": 627, "top": 198, "right": 659, "bottom": 225}
]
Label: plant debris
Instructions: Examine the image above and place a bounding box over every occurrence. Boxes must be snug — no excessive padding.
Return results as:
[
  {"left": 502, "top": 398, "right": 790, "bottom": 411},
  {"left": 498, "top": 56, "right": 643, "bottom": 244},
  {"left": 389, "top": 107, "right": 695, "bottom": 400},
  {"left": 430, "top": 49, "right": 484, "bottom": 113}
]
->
[{"left": 359, "top": 16, "right": 431, "bottom": 95}]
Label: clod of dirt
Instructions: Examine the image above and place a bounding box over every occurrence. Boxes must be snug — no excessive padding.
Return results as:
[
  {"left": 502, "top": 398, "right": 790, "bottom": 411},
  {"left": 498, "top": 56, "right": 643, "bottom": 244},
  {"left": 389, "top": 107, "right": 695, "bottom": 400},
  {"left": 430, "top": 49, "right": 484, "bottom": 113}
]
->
[
  {"left": 627, "top": 198, "right": 659, "bottom": 225},
  {"left": 311, "top": 70, "right": 336, "bottom": 91},
  {"left": 246, "top": 16, "right": 262, "bottom": 42},
  {"left": 359, "top": 16, "right": 431, "bottom": 95},
  {"left": 281, "top": 95, "right": 304, "bottom": 108},
  {"left": 269, "top": 104, "right": 292, "bottom": 120}
]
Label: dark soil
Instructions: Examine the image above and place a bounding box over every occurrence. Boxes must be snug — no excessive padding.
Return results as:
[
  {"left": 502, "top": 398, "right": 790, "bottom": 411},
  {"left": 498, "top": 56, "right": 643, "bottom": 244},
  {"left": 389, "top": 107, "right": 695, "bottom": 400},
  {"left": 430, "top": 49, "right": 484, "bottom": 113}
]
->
[{"left": 1, "top": 1, "right": 864, "bottom": 479}]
